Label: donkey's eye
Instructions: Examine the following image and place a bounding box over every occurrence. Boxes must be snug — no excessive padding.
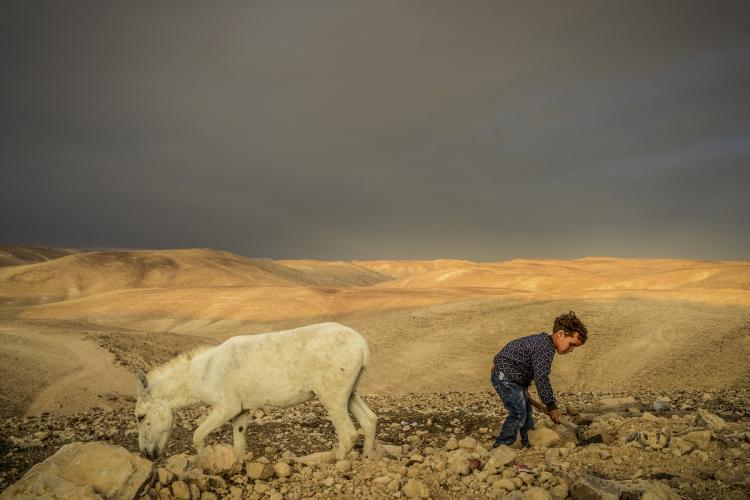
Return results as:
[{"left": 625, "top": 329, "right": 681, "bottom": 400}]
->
[{"left": 137, "top": 415, "right": 145, "bottom": 422}]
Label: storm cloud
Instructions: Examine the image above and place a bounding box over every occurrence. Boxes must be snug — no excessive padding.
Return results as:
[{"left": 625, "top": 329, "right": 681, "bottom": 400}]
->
[{"left": 2, "top": 1, "right": 749, "bottom": 260}]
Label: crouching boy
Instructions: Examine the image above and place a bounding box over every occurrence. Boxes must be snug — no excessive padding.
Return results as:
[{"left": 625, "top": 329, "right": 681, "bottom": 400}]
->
[{"left": 490, "top": 311, "right": 587, "bottom": 448}]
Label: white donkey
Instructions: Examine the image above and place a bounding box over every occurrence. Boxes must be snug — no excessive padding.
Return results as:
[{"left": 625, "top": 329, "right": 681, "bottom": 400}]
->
[{"left": 135, "top": 322, "right": 377, "bottom": 461}]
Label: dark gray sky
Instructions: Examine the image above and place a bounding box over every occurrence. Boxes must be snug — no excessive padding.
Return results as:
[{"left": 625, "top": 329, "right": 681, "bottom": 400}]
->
[{"left": 2, "top": 1, "right": 749, "bottom": 261}]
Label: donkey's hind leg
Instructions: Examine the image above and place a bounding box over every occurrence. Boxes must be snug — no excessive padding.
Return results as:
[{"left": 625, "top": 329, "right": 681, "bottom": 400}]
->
[
  {"left": 232, "top": 411, "right": 250, "bottom": 458},
  {"left": 348, "top": 392, "right": 378, "bottom": 458},
  {"left": 316, "top": 392, "right": 358, "bottom": 460}
]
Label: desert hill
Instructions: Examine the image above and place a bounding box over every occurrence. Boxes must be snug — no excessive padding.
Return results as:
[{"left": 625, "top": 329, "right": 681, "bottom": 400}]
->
[
  {"left": 0, "top": 246, "right": 748, "bottom": 419},
  {"left": 0, "top": 245, "right": 80, "bottom": 267},
  {"left": 0, "top": 248, "right": 392, "bottom": 305}
]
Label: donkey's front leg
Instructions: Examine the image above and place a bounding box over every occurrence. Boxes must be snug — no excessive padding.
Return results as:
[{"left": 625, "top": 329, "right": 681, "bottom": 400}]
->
[
  {"left": 231, "top": 411, "right": 249, "bottom": 458},
  {"left": 193, "top": 405, "right": 240, "bottom": 452}
]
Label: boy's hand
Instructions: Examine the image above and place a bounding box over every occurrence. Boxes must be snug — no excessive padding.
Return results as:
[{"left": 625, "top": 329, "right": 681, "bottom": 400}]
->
[{"left": 548, "top": 409, "right": 561, "bottom": 424}]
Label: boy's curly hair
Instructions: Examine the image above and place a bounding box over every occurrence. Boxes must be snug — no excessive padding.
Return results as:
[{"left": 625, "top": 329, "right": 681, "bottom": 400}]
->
[{"left": 553, "top": 311, "right": 588, "bottom": 344}]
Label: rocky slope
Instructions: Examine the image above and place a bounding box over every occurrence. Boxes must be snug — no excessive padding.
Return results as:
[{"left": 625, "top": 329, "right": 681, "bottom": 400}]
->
[{"left": 1, "top": 390, "right": 748, "bottom": 499}]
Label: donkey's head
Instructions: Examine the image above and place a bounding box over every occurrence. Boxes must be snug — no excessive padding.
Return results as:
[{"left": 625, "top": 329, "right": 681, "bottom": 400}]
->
[{"left": 134, "top": 371, "right": 174, "bottom": 460}]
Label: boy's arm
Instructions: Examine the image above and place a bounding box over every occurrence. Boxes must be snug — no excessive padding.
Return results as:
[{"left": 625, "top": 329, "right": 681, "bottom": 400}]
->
[{"left": 532, "top": 351, "right": 557, "bottom": 412}]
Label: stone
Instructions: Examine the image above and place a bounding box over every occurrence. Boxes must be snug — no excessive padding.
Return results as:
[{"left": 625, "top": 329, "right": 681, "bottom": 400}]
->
[
  {"left": 381, "top": 444, "right": 403, "bottom": 457},
  {"left": 293, "top": 450, "right": 336, "bottom": 465},
  {"left": 171, "top": 480, "right": 191, "bottom": 500},
  {"left": 685, "top": 430, "right": 711, "bottom": 450},
  {"left": 524, "top": 486, "right": 553, "bottom": 499},
  {"left": 495, "top": 478, "right": 517, "bottom": 490},
  {"left": 0, "top": 441, "right": 152, "bottom": 500},
  {"left": 641, "top": 431, "right": 669, "bottom": 449},
  {"left": 447, "top": 450, "right": 471, "bottom": 475},
  {"left": 195, "top": 444, "right": 238, "bottom": 475},
  {"left": 697, "top": 409, "right": 726, "bottom": 431},
  {"left": 272, "top": 462, "right": 291, "bottom": 478},
  {"left": 402, "top": 478, "right": 430, "bottom": 498},
  {"left": 529, "top": 428, "right": 561, "bottom": 448},
  {"left": 597, "top": 397, "right": 637, "bottom": 411},
  {"left": 458, "top": 437, "right": 478, "bottom": 450},
  {"left": 569, "top": 474, "right": 622, "bottom": 500},
  {"left": 445, "top": 436, "right": 459, "bottom": 450},
  {"left": 246, "top": 462, "right": 274, "bottom": 480},
  {"left": 157, "top": 467, "right": 173, "bottom": 485},
  {"left": 489, "top": 445, "right": 516, "bottom": 467},
  {"left": 668, "top": 437, "right": 696, "bottom": 456},
  {"left": 165, "top": 454, "right": 191, "bottom": 480},
  {"left": 550, "top": 483, "right": 569, "bottom": 500},
  {"left": 641, "top": 482, "right": 681, "bottom": 500}
]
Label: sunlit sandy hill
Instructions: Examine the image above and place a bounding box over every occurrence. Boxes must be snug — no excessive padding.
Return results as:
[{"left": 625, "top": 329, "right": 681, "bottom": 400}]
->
[{"left": 1, "top": 245, "right": 748, "bottom": 417}]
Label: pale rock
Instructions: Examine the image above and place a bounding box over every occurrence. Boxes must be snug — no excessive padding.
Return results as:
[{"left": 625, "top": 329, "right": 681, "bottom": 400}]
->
[
  {"left": 195, "top": 444, "right": 237, "bottom": 475},
  {"left": 489, "top": 445, "right": 517, "bottom": 467},
  {"left": 641, "top": 431, "right": 669, "bottom": 449},
  {"left": 272, "top": 462, "right": 291, "bottom": 478},
  {"left": 200, "top": 492, "right": 219, "bottom": 500},
  {"left": 502, "top": 467, "right": 518, "bottom": 478},
  {"left": 459, "top": 437, "right": 478, "bottom": 450},
  {"left": 529, "top": 428, "right": 561, "bottom": 448},
  {"left": 189, "top": 483, "right": 201, "bottom": 499},
  {"left": 448, "top": 450, "right": 471, "bottom": 475},
  {"left": 598, "top": 397, "right": 638, "bottom": 411},
  {"left": 524, "top": 486, "right": 552, "bottom": 499},
  {"left": 550, "top": 483, "right": 569, "bottom": 500},
  {"left": 669, "top": 437, "right": 696, "bottom": 456},
  {"left": 171, "top": 480, "right": 190, "bottom": 500},
  {"left": 697, "top": 409, "right": 726, "bottom": 431},
  {"left": 402, "top": 478, "right": 430, "bottom": 498},
  {"left": 157, "top": 467, "right": 173, "bottom": 486},
  {"left": 293, "top": 450, "right": 336, "bottom": 465},
  {"left": 388, "top": 477, "right": 402, "bottom": 492},
  {"left": 519, "top": 472, "right": 534, "bottom": 484},
  {"left": 381, "top": 444, "right": 404, "bottom": 458},
  {"left": 642, "top": 482, "right": 682, "bottom": 500},
  {"left": 494, "top": 478, "right": 517, "bottom": 490},
  {"left": 445, "top": 436, "right": 459, "bottom": 450},
  {"left": 165, "top": 454, "right": 190, "bottom": 480},
  {"left": 0, "top": 441, "right": 152, "bottom": 500},
  {"left": 690, "top": 450, "right": 709, "bottom": 461},
  {"left": 246, "top": 462, "right": 274, "bottom": 481},
  {"left": 570, "top": 474, "right": 622, "bottom": 500},
  {"left": 685, "top": 430, "right": 711, "bottom": 450}
]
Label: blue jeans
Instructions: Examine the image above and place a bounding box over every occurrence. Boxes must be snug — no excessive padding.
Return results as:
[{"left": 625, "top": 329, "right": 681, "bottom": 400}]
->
[{"left": 491, "top": 370, "right": 533, "bottom": 447}]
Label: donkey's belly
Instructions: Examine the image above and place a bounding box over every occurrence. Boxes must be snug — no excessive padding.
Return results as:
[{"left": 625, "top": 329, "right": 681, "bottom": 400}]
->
[{"left": 242, "top": 388, "right": 315, "bottom": 409}]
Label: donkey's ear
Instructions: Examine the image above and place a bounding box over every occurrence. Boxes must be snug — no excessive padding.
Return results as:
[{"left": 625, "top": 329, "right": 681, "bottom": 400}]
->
[{"left": 135, "top": 370, "right": 149, "bottom": 396}]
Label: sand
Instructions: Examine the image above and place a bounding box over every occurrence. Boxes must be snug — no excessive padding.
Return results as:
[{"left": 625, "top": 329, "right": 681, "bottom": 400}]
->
[{"left": 0, "top": 246, "right": 748, "bottom": 417}]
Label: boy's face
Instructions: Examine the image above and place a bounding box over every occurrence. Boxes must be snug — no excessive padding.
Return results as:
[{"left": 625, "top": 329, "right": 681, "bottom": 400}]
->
[{"left": 553, "top": 330, "right": 584, "bottom": 355}]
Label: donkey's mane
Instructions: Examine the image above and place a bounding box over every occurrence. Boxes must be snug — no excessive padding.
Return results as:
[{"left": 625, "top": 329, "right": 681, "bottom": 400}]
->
[{"left": 148, "top": 345, "right": 213, "bottom": 380}]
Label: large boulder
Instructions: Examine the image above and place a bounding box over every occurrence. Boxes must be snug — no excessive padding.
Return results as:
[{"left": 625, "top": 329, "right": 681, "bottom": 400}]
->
[
  {"left": 529, "top": 428, "right": 561, "bottom": 448},
  {"left": 489, "top": 445, "right": 517, "bottom": 467},
  {"left": 0, "top": 441, "right": 153, "bottom": 500},
  {"left": 194, "top": 444, "right": 237, "bottom": 475}
]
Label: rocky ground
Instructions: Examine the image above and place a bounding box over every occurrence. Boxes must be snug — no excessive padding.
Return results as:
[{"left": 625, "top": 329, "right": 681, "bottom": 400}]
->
[{"left": 1, "top": 390, "right": 749, "bottom": 499}]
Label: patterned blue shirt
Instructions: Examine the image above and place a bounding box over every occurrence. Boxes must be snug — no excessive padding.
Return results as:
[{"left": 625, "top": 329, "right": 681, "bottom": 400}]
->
[{"left": 493, "top": 332, "right": 557, "bottom": 411}]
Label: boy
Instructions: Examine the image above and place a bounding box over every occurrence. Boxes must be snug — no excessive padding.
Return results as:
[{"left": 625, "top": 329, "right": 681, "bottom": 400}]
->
[{"left": 490, "top": 311, "right": 587, "bottom": 448}]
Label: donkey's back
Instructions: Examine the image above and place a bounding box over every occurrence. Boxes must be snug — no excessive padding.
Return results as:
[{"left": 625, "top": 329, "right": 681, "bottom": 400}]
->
[{"left": 189, "top": 322, "right": 369, "bottom": 409}]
